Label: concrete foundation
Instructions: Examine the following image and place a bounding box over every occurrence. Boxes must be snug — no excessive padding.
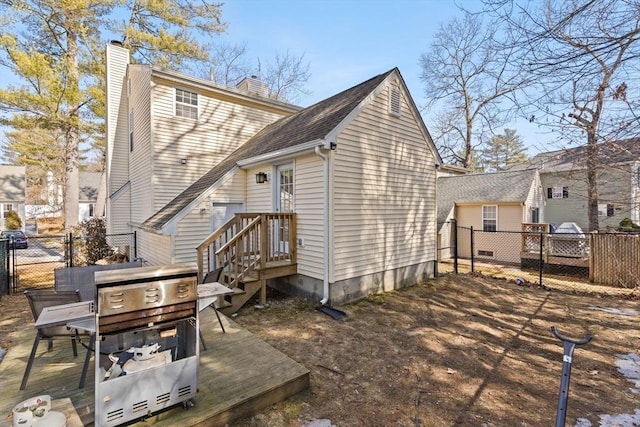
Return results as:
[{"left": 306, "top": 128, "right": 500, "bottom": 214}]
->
[{"left": 270, "top": 260, "right": 436, "bottom": 306}]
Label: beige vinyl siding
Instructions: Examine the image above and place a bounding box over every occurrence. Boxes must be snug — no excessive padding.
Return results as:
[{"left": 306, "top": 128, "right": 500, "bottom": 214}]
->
[
  {"left": 332, "top": 81, "right": 437, "bottom": 282},
  {"left": 136, "top": 228, "right": 172, "bottom": 265},
  {"left": 149, "top": 77, "right": 288, "bottom": 212},
  {"left": 173, "top": 171, "right": 247, "bottom": 264},
  {"left": 105, "top": 44, "right": 130, "bottom": 234},
  {"left": 174, "top": 209, "right": 211, "bottom": 264},
  {"left": 109, "top": 187, "right": 131, "bottom": 235},
  {"left": 246, "top": 166, "right": 273, "bottom": 212},
  {"left": 293, "top": 154, "right": 325, "bottom": 279},
  {"left": 128, "top": 65, "right": 153, "bottom": 225},
  {"left": 456, "top": 204, "right": 522, "bottom": 263}
]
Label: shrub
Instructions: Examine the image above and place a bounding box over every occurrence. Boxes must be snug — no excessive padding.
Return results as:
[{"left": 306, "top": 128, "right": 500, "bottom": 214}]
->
[
  {"left": 5, "top": 210, "right": 22, "bottom": 230},
  {"left": 617, "top": 217, "right": 640, "bottom": 232},
  {"left": 74, "top": 217, "right": 113, "bottom": 265}
]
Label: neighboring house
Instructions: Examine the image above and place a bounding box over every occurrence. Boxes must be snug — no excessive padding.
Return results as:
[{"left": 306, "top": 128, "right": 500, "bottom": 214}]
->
[
  {"left": 509, "top": 138, "right": 640, "bottom": 231},
  {"left": 437, "top": 169, "right": 544, "bottom": 264},
  {"left": 0, "top": 165, "right": 26, "bottom": 231},
  {"left": 105, "top": 42, "right": 441, "bottom": 306},
  {"left": 31, "top": 170, "right": 105, "bottom": 223},
  {"left": 79, "top": 171, "right": 102, "bottom": 221}
]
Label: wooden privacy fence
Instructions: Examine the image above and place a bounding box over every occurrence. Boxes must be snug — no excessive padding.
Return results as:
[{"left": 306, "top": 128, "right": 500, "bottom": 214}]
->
[{"left": 590, "top": 233, "right": 640, "bottom": 288}]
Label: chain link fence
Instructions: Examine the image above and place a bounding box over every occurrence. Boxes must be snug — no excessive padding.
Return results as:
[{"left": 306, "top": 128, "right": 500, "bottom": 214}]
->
[
  {"left": 437, "top": 220, "right": 640, "bottom": 290},
  {"left": 2, "top": 232, "right": 136, "bottom": 294}
]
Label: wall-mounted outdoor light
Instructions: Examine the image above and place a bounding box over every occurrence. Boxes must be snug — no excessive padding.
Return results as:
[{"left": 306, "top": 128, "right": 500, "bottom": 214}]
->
[
  {"left": 180, "top": 158, "right": 187, "bottom": 165},
  {"left": 255, "top": 172, "right": 268, "bottom": 184}
]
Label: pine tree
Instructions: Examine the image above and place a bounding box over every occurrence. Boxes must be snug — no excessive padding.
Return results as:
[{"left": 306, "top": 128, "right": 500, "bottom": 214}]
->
[{"left": 479, "top": 129, "right": 527, "bottom": 172}]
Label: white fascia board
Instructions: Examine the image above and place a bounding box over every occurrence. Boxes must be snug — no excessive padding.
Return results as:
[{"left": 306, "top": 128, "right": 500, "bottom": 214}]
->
[
  {"left": 237, "top": 139, "right": 325, "bottom": 167},
  {"left": 323, "top": 78, "right": 388, "bottom": 144},
  {"left": 159, "top": 165, "right": 241, "bottom": 235}
]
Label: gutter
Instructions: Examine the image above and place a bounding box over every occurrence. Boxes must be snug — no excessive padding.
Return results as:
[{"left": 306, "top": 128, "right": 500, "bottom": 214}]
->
[{"left": 315, "top": 145, "right": 330, "bottom": 305}]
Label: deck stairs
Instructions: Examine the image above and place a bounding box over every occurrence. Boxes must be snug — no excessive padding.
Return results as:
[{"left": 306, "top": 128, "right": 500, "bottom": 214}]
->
[{"left": 197, "top": 213, "right": 297, "bottom": 315}]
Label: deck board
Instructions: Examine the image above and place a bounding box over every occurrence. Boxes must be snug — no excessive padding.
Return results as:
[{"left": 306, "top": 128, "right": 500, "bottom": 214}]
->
[{"left": 0, "top": 309, "right": 309, "bottom": 427}]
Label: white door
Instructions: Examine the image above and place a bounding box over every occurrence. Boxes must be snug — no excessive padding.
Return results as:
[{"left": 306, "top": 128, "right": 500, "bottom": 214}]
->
[
  {"left": 210, "top": 202, "right": 244, "bottom": 269},
  {"left": 274, "top": 165, "right": 293, "bottom": 254}
]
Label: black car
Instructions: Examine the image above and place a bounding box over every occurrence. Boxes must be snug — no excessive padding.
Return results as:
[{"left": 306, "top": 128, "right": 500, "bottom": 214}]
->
[{"left": 1, "top": 230, "right": 28, "bottom": 249}]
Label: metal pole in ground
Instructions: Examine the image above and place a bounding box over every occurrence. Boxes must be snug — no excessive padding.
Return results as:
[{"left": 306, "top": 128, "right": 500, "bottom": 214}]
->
[
  {"left": 452, "top": 219, "right": 458, "bottom": 274},
  {"left": 551, "top": 326, "right": 592, "bottom": 427},
  {"left": 539, "top": 231, "right": 544, "bottom": 286},
  {"left": 470, "top": 226, "right": 475, "bottom": 273}
]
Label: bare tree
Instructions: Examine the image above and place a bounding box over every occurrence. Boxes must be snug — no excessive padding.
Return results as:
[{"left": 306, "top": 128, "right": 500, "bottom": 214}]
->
[
  {"left": 486, "top": 0, "right": 640, "bottom": 231},
  {"left": 419, "top": 11, "right": 526, "bottom": 169},
  {"left": 208, "top": 42, "right": 251, "bottom": 86},
  {"left": 262, "top": 50, "right": 311, "bottom": 103}
]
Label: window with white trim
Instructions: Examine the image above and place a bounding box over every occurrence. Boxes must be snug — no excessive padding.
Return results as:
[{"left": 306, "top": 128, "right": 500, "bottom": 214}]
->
[
  {"left": 388, "top": 87, "right": 401, "bottom": 116},
  {"left": 175, "top": 88, "right": 198, "bottom": 119},
  {"left": 547, "top": 186, "right": 568, "bottom": 199},
  {"left": 598, "top": 203, "right": 614, "bottom": 217},
  {"left": 2, "top": 204, "right": 13, "bottom": 218},
  {"left": 482, "top": 205, "right": 497, "bottom": 232}
]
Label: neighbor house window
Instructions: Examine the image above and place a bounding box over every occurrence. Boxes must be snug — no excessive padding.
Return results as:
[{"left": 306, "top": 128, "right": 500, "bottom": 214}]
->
[
  {"left": 175, "top": 88, "right": 198, "bottom": 119},
  {"left": 129, "top": 111, "right": 134, "bottom": 152},
  {"left": 482, "top": 205, "right": 497, "bottom": 232},
  {"left": 2, "top": 204, "right": 13, "bottom": 218},
  {"left": 89, "top": 203, "right": 95, "bottom": 217},
  {"left": 388, "top": 87, "right": 401, "bottom": 116},
  {"left": 598, "top": 203, "right": 614, "bottom": 217},
  {"left": 547, "top": 186, "right": 569, "bottom": 199}
]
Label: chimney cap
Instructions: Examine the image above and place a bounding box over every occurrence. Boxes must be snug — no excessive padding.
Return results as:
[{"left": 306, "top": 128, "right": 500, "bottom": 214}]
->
[{"left": 110, "top": 40, "right": 123, "bottom": 46}]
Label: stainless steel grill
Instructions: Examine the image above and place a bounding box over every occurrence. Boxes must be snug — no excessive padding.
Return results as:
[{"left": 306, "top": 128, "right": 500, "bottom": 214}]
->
[{"left": 93, "top": 264, "right": 199, "bottom": 427}]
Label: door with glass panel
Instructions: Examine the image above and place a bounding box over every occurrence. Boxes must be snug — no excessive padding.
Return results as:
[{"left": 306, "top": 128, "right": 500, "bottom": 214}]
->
[{"left": 274, "top": 165, "right": 293, "bottom": 255}]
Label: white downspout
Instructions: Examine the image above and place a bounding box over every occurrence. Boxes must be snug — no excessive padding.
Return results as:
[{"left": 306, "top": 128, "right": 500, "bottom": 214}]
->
[{"left": 315, "top": 145, "right": 330, "bottom": 305}]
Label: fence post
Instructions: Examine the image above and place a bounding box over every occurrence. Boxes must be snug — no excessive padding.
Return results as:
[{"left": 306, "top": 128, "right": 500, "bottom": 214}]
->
[
  {"left": 68, "top": 232, "right": 74, "bottom": 268},
  {"left": 539, "top": 231, "right": 544, "bottom": 286},
  {"left": 452, "top": 219, "right": 458, "bottom": 274},
  {"left": 470, "top": 226, "right": 475, "bottom": 273},
  {"left": 133, "top": 231, "right": 138, "bottom": 260}
]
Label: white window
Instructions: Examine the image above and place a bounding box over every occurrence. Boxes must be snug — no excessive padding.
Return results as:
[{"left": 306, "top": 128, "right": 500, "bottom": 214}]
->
[
  {"left": 2, "top": 204, "right": 13, "bottom": 218},
  {"left": 482, "top": 205, "right": 497, "bottom": 232},
  {"left": 598, "top": 203, "right": 614, "bottom": 217},
  {"left": 175, "top": 88, "right": 198, "bottom": 119},
  {"left": 388, "top": 87, "right": 401, "bottom": 116},
  {"left": 547, "top": 186, "right": 568, "bottom": 199}
]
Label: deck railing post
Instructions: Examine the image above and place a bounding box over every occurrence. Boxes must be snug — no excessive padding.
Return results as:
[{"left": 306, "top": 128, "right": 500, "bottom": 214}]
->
[{"left": 260, "top": 214, "right": 267, "bottom": 270}]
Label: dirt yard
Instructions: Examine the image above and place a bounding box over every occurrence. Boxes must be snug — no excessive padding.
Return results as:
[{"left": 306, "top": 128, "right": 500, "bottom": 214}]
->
[
  {"left": 2, "top": 273, "right": 639, "bottom": 426},
  {"left": 229, "top": 274, "right": 640, "bottom": 427}
]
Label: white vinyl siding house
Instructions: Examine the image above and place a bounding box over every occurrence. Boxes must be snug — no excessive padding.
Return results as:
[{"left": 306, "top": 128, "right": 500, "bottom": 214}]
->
[
  {"left": 105, "top": 42, "right": 297, "bottom": 236},
  {"left": 128, "top": 65, "right": 153, "bottom": 226},
  {"left": 107, "top": 43, "right": 440, "bottom": 306},
  {"left": 332, "top": 81, "right": 437, "bottom": 286},
  {"left": 0, "top": 165, "right": 26, "bottom": 231},
  {"left": 149, "top": 76, "right": 289, "bottom": 213},
  {"left": 290, "top": 154, "right": 325, "bottom": 279},
  {"left": 105, "top": 43, "right": 132, "bottom": 235}
]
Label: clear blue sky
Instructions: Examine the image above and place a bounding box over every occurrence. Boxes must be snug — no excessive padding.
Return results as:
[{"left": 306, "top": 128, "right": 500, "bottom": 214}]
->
[{"left": 216, "top": 0, "right": 545, "bottom": 153}]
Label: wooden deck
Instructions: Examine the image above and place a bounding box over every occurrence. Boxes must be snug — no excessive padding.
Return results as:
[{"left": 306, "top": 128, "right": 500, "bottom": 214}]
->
[{"left": 0, "top": 309, "right": 309, "bottom": 427}]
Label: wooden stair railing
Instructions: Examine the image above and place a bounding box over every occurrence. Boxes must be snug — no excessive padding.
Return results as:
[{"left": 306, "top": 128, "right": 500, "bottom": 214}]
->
[{"left": 196, "top": 213, "right": 297, "bottom": 313}]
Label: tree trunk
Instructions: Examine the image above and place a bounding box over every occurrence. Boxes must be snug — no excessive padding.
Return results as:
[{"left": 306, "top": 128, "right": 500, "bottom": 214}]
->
[{"left": 64, "top": 29, "right": 80, "bottom": 229}]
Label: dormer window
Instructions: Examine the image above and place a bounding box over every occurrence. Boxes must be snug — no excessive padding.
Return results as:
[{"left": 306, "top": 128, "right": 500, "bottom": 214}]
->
[
  {"left": 388, "top": 87, "right": 401, "bottom": 116},
  {"left": 175, "top": 88, "right": 198, "bottom": 119}
]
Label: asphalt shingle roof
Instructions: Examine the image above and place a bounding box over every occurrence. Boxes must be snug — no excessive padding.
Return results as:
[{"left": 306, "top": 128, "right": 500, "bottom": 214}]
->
[
  {"left": 437, "top": 169, "right": 538, "bottom": 224},
  {"left": 143, "top": 69, "right": 396, "bottom": 230},
  {"left": 509, "top": 137, "right": 640, "bottom": 172}
]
